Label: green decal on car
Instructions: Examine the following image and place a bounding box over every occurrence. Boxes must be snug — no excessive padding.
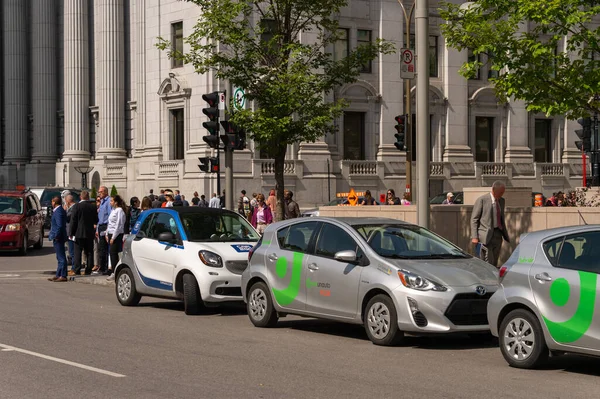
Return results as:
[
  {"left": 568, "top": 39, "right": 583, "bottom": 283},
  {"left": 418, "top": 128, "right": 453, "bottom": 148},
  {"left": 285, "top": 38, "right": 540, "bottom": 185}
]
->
[
  {"left": 272, "top": 252, "right": 304, "bottom": 306},
  {"left": 518, "top": 257, "right": 534, "bottom": 264},
  {"left": 306, "top": 277, "right": 318, "bottom": 288},
  {"left": 543, "top": 271, "right": 597, "bottom": 344}
]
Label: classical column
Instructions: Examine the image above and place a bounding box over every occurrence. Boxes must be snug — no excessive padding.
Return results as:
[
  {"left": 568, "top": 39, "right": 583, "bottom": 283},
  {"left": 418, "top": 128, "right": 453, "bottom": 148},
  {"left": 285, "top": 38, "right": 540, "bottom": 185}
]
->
[
  {"left": 31, "top": 0, "right": 58, "bottom": 163},
  {"left": 63, "top": 0, "right": 90, "bottom": 160},
  {"left": 135, "top": 0, "right": 146, "bottom": 151},
  {"left": 443, "top": 43, "right": 472, "bottom": 162},
  {"left": 504, "top": 100, "right": 533, "bottom": 163},
  {"left": 2, "top": 0, "right": 28, "bottom": 163},
  {"left": 97, "top": 0, "right": 126, "bottom": 159}
]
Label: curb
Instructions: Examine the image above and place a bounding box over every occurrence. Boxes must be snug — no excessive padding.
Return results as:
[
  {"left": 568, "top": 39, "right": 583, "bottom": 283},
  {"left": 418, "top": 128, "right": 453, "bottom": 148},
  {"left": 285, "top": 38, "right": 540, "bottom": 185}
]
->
[{"left": 72, "top": 276, "right": 115, "bottom": 287}]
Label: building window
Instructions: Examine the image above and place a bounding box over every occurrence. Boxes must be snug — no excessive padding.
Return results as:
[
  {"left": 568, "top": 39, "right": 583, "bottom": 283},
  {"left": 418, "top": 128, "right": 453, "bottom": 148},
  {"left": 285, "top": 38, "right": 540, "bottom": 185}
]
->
[
  {"left": 487, "top": 52, "right": 498, "bottom": 79},
  {"left": 171, "top": 22, "right": 184, "bottom": 68},
  {"left": 409, "top": 35, "right": 439, "bottom": 78},
  {"left": 534, "top": 119, "right": 552, "bottom": 163},
  {"left": 343, "top": 112, "right": 365, "bottom": 160},
  {"left": 357, "top": 29, "right": 372, "bottom": 73},
  {"left": 468, "top": 49, "right": 480, "bottom": 80},
  {"left": 171, "top": 109, "right": 185, "bottom": 160},
  {"left": 334, "top": 28, "right": 350, "bottom": 61},
  {"left": 475, "top": 117, "right": 494, "bottom": 162}
]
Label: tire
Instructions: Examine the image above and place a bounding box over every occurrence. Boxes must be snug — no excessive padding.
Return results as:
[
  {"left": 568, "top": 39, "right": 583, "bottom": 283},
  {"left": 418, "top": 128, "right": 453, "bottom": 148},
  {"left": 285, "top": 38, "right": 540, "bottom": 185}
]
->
[
  {"left": 364, "top": 294, "right": 404, "bottom": 346},
  {"left": 247, "top": 282, "right": 278, "bottom": 328},
  {"left": 116, "top": 268, "right": 141, "bottom": 307},
  {"left": 499, "top": 309, "right": 549, "bottom": 369},
  {"left": 183, "top": 273, "right": 203, "bottom": 315},
  {"left": 18, "top": 233, "right": 28, "bottom": 256},
  {"left": 34, "top": 228, "right": 44, "bottom": 250}
]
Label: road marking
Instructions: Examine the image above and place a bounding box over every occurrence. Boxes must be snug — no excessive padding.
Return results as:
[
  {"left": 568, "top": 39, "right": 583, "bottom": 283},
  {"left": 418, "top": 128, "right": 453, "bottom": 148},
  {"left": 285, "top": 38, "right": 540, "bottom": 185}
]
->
[
  {"left": 0, "top": 274, "right": 20, "bottom": 278},
  {"left": 0, "top": 270, "right": 53, "bottom": 273},
  {"left": 0, "top": 343, "right": 126, "bottom": 378}
]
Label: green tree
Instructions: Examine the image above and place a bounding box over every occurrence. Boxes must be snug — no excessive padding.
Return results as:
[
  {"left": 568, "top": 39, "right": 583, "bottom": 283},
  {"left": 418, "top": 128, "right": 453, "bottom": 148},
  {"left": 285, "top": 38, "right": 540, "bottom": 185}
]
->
[
  {"left": 158, "top": 0, "right": 393, "bottom": 220},
  {"left": 440, "top": 0, "right": 600, "bottom": 117},
  {"left": 110, "top": 185, "right": 118, "bottom": 197},
  {"left": 90, "top": 186, "right": 97, "bottom": 200}
]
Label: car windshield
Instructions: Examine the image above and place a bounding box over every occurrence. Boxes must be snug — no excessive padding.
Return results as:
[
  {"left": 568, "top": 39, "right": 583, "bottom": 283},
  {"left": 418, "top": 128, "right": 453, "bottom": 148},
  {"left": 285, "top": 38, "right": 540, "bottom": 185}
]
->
[
  {"left": 0, "top": 197, "right": 23, "bottom": 215},
  {"left": 180, "top": 212, "right": 260, "bottom": 242},
  {"left": 40, "top": 190, "right": 81, "bottom": 205},
  {"left": 353, "top": 224, "right": 471, "bottom": 259}
]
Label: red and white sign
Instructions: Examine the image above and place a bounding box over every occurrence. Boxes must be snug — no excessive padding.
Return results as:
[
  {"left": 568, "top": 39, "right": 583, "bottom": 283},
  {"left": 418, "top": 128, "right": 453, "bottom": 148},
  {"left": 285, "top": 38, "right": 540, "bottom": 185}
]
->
[{"left": 400, "top": 48, "right": 415, "bottom": 79}]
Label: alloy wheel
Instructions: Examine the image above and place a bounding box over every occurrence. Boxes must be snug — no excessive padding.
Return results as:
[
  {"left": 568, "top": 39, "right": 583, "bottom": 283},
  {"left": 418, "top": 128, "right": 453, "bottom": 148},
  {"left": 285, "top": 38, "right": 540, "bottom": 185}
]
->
[
  {"left": 117, "top": 273, "right": 132, "bottom": 302},
  {"left": 504, "top": 317, "right": 535, "bottom": 361},
  {"left": 249, "top": 288, "right": 267, "bottom": 321},
  {"left": 367, "top": 302, "right": 391, "bottom": 339}
]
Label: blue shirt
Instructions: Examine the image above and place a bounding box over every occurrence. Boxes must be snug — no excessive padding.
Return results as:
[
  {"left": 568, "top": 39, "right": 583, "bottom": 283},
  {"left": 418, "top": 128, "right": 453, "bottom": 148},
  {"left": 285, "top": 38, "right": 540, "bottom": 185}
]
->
[{"left": 97, "top": 196, "right": 111, "bottom": 231}]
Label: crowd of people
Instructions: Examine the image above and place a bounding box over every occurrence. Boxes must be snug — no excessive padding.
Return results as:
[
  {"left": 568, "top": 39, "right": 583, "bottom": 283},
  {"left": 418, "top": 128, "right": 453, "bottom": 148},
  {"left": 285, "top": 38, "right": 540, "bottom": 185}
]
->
[{"left": 47, "top": 186, "right": 302, "bottom": 282}]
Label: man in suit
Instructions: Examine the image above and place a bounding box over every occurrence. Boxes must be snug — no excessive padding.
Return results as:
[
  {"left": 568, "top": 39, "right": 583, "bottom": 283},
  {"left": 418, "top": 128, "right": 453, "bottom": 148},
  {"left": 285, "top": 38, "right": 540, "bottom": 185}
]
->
[
  {"left": 48, "top": 196, "right": 68, "bottom": 282},
  {"left": 68, "top": 190, "right": 99, "bottom": 276},
  {"left": 470, "top": 181, "right": 510, "bottom": 268}
]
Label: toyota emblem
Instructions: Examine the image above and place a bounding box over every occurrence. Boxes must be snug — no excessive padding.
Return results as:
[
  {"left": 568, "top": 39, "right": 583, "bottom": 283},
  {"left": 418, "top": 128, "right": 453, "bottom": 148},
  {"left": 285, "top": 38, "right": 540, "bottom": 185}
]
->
[{"left": 475, "top": 286, "right": 487, "bottom": 296}]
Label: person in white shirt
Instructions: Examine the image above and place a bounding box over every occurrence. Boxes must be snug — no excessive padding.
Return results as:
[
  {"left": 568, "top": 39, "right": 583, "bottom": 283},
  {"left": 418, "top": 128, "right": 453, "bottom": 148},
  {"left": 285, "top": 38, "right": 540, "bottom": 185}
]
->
[
  {"left": 209, "top": 193, "right": 221, "bottom": 208},
  {"left": 106, "top": 195, "right": 127, "bottom": 278}
]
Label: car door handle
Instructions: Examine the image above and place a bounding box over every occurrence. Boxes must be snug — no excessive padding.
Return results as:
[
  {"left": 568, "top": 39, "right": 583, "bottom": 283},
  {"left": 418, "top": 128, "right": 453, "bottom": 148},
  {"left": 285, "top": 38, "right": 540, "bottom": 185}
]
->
[
  {"left": 308, "top": 263, "right": 319, "bottom": 271},
  {"left": 535, "top": 273, "right": 552, "bottom": 282},
  {"left": 268, "top": 253, "right": 278, "bottom": 261}
]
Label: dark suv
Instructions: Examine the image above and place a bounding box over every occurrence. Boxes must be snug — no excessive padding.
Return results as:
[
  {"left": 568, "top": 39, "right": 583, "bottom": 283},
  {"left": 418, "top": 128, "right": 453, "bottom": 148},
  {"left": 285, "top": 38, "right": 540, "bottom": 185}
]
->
[
  {"left": 0, "top": 190, "right": 44, "bottom": 255},
  {"left": 31, "top": 188, "right": 81, "bottom": 230}
]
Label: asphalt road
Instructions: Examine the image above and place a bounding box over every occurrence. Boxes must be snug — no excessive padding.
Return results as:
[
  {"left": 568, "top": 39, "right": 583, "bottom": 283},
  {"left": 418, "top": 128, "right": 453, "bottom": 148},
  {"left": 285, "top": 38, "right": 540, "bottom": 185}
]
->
[{"left": 1, "top": 243, "right": 599, "bottom": 399}]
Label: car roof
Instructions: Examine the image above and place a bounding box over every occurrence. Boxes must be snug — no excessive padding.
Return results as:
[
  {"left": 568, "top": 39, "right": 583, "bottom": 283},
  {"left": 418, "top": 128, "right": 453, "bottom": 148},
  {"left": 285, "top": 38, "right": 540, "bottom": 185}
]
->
[
  {"left": 298, "top": 216, "right": 415, "bottom": 227},
  {"left": 520, "top": 224, "right": 600, "bottom": 243},
  {"left": 0, "top": 190, "right": 30, "bottom": 197},
  {"left": 145, "top": 206, "right": 240, "bottom": 216}
]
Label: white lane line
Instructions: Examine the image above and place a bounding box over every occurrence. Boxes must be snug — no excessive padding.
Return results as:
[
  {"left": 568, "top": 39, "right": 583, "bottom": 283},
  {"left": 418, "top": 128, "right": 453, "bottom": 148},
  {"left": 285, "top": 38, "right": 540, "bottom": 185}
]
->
[
  {"left": 0, "top": 343, "right": 126, "bottom": 378},
  {"left": 0, "top": 270, "right": 53, "bottom": 273}
]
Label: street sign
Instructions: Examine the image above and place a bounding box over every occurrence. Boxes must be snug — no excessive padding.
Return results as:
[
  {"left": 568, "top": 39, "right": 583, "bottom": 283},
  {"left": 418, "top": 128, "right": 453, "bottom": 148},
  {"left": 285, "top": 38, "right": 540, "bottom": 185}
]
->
[
  {"left": 347, "top": 188, "right": 358, "bottom": 206},
  {"left": 219, "top": 92, "right": 226, "bottom": 110},
  {"left": 400, "top": 48, "right": 415, "bottom": 79},
  {"left": 233, "top": 87, "right": 246, "bottom": 111}
]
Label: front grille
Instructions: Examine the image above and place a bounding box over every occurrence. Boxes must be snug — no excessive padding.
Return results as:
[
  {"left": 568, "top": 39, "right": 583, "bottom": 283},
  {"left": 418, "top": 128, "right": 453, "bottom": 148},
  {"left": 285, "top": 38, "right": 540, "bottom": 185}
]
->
[
  {"left": 444, "top": 293, "right": 492, "bottom": 326},
  {"left": 225, "top": 260, "right": 248, "bottom": 275},
  {"left": 412, "top": 311, "right": 428, "bottom": 327},
  {"left": 215, "top": 287, "right": 242, "bottom": 296}
]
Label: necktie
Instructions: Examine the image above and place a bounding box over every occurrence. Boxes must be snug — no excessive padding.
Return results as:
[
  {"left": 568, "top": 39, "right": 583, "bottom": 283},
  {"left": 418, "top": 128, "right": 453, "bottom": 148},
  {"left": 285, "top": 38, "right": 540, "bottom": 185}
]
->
[{"left": 496, "top": 201, "right": 503, "bottom": 230}]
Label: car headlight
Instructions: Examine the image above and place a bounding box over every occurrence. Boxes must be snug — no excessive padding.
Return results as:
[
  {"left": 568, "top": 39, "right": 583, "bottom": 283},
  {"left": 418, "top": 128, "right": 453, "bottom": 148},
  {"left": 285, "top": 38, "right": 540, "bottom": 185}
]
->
[
  {"left": 397, "top": 270, "right": 447, "bottom": 292},
  {"left": 5, "top": 224, "right": 21, "bottom": 232},
  {"left": 198, "top": 250, "right": 223, "bottom": 268}
]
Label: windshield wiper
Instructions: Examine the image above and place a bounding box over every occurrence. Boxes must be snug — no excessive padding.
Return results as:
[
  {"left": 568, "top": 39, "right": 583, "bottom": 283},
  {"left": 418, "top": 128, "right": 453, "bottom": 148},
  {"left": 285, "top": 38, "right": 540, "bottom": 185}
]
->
[{"left": 381, "top": 254, "right": 411, "bottom": 259}]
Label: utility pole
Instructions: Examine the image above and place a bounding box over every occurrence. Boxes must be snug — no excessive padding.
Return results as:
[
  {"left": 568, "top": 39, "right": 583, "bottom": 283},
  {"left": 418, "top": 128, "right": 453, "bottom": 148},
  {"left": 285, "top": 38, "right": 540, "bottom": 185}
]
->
[
  {"left": 416, "top": 0, "right": 430, "bottom": 228},
  {"left": 397, "top": 0, "right": 415, "bottom": 201}
]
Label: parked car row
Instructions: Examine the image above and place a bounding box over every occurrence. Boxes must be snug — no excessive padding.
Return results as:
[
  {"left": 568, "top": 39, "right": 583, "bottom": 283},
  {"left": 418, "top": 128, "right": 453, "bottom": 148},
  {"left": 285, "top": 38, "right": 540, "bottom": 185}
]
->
[{"left": 113, "top": 206, "right": 600, "bottom": 370}]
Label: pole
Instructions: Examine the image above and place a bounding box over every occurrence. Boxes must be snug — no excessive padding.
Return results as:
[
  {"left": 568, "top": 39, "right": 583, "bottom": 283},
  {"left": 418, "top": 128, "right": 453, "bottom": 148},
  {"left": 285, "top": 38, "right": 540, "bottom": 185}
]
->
[
  {"left": 216, "top": 145, "right": 221, "bottom": 198},
  {"left": 416, "top": 0, "right": 430, "bottom": 228},
  {"left": 583, "top": 151, "right": 587, "bottom": 188},
  {"left": 398, "top": 0, "right": 415, "bottom": 201},
  {"left": 594, "top": 111, "right": 599, "bottom": 187},
  {"left": 225, "top": 148, "right": 234, "bottom": 210},
  {"left": 327, "top": 159, "right": 331, "bottom": 202}
]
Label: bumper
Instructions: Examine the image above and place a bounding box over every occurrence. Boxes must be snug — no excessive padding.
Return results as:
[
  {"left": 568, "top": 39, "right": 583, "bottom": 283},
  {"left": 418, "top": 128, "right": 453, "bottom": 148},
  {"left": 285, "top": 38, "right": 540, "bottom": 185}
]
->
[
  {"left": 486, "top": 289, "right": 508, "bottom": 337},
  {"left": 391, "top": 284, "right": 497, "bottom": 333},
  {"left": 198, "top": 269, "right": 243, "bottom": 303},
  {"left": 0, "top": 231, "right": 23, "bottom": 250}
]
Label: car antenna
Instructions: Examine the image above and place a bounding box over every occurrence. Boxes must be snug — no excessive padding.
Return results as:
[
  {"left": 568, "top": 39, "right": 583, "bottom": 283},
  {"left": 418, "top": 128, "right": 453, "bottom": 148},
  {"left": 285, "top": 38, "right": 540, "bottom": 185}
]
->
[{"left": 578, "top": 210, "right": 588, "bottom": 225}]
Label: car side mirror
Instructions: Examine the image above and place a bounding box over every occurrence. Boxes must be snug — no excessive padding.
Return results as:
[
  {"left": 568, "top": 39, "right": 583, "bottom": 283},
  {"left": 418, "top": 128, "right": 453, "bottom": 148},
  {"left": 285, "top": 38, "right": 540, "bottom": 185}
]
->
[
  {"left": 158, "top": 232, "right": 177, "bottom": 244},
  {"left": 334, "top": 250, "right": 358, "bottom": 264},
  {"left": 27, "top": 209, "right": 37, "bottom": 217}
]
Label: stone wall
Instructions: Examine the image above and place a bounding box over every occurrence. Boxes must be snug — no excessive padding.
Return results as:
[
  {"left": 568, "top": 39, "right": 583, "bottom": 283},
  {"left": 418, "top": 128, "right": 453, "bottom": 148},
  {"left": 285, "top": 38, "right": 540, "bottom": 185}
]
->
[{"left": 318, "top": 205, "right": 600, "bottom": 265}]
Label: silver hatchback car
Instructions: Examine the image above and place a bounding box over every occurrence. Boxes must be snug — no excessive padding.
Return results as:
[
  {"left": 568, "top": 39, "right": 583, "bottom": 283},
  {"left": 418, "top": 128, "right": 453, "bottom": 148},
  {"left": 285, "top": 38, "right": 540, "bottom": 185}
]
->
[
  {"left": 488, "top": 225, "right": 600, "bottom": 368},
  {"left": 242, "top": 217, "right": 499, "bottom": 345}
]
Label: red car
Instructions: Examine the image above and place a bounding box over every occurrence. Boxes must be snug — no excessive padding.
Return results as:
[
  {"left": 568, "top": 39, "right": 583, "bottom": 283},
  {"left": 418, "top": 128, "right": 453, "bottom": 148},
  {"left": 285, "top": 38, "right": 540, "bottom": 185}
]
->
[{"left": 0, "top": 189, "right": 44, "bottom": 255}]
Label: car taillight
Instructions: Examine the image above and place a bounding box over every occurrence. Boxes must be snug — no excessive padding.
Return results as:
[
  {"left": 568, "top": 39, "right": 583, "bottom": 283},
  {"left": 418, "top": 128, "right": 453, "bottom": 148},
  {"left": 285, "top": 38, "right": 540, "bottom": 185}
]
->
[{"left": 499, "top": 266, "right": 509, "bottom": 279}]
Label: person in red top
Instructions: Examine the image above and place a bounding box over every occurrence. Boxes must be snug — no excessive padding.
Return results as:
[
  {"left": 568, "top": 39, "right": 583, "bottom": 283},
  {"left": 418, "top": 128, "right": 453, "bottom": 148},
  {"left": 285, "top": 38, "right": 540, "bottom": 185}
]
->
[{"left": 250, "top": 193, "right": 273, "bottom": 235}]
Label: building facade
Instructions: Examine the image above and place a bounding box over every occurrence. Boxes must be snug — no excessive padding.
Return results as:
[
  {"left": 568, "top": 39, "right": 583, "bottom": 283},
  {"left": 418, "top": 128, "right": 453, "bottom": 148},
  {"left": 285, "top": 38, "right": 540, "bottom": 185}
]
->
[{"left": 0, "top": 0, "right": 586, "bottom": 206}]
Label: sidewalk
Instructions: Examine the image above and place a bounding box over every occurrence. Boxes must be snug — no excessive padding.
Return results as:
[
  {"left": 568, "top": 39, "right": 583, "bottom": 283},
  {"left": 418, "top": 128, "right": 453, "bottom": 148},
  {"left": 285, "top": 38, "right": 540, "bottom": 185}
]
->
[{"left": 70, "top": 274, "right": 115, "bottom": 287}]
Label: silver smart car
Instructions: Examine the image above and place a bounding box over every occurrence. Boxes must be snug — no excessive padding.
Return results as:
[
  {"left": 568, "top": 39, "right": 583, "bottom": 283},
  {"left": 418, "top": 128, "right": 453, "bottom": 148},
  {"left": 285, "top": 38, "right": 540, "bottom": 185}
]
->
[
  {"left": 488, "top": 225, "right": 600, "bottom": 368},
  {"left": 242, "top": 217, "right": 499, "bottom": 345}
]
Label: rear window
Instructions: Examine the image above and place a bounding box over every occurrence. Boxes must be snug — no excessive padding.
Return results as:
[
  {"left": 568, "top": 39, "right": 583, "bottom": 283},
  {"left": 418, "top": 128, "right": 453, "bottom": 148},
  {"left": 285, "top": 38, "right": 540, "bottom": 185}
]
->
[{"left": 40, "top": 190, "right": 81, "bottom": 204}]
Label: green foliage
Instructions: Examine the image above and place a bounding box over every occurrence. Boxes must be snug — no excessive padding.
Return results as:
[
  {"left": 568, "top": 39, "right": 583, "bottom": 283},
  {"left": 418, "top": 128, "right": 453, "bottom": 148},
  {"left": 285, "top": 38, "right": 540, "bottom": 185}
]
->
[
  {"left": 90, "top": 186, "right": 97, "bottom": 199},
  {"left": 110, "top": 185, "right": 118, "bottom": 197},
  {"left": 157, "top": 0, "right": 393, "bottom": 219},
  {"left": 440, "top": 0, "right": 600, "bottom": 118}
]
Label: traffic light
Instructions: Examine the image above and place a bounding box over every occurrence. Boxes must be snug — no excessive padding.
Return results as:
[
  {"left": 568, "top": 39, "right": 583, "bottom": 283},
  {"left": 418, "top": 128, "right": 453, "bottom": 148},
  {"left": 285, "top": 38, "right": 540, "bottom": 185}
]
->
[
  {"left": 210, "top": 157, "right": 219, "bottom": 173},
  {"left": 219, "top": 120, "right": 247, "bottom": 150},
  {"left": 575, "top": 117, "right": 592, "bottom": 152},
  {"left": 394, "top": 114, "right": 406, "bottom": 150},
  {"left": 202, "top": 92, "right": 220, "bottom": 149},
  {"left": 198, "top": 157, "right": 210, "bottom": 173}
]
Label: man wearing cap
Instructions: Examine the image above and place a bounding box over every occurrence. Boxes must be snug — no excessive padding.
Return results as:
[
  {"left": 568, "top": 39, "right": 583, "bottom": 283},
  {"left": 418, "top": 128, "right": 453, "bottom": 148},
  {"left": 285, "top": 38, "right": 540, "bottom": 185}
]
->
[{"left": 442, "top": 192, "right": 455, "bottom": 205}]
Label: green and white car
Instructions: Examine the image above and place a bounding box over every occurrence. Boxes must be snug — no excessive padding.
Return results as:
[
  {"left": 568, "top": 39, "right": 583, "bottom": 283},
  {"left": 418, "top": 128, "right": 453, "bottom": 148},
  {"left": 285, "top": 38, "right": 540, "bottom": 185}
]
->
[{"left": 488, "top": 225, "right": 600, "bottom": 368}]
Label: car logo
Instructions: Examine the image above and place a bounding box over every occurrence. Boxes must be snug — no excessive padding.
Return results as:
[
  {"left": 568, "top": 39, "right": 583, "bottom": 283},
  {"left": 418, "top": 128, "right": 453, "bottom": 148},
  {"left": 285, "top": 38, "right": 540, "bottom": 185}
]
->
[{"left": 475, "top": 286, "right": 487, "bottom": 296}]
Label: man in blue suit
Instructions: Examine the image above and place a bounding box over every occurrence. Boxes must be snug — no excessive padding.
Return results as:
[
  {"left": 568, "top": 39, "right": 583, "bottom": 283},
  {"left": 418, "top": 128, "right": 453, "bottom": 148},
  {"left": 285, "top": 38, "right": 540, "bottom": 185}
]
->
[{"left": 48, "top": 196, "right": 68, "bottom": 282}]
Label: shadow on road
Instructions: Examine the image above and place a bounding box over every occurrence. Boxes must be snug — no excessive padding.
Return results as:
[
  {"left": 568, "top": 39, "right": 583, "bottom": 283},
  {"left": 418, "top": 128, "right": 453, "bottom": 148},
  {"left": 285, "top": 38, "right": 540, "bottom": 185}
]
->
[
  {"left": 277, "top": 318, "right": 368, "bottom": 341},
  {"left": 539, "top": 355, "right": 600, "bottom": 377},
  {"left": 136, "top": 300, "right": 247, "bottom": 316}
]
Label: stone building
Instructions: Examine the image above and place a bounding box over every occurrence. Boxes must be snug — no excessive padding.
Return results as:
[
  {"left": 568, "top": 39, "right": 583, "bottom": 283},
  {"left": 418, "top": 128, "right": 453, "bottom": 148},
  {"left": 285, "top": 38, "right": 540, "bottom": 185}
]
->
[{"left": 0, "top": 0, "right": 585, "bottom": 205}]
